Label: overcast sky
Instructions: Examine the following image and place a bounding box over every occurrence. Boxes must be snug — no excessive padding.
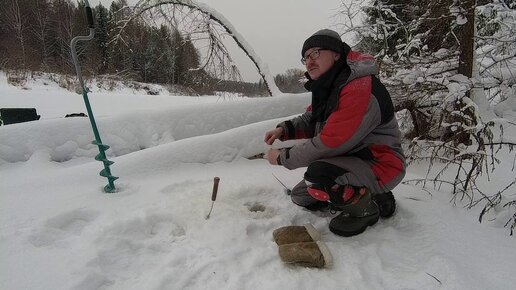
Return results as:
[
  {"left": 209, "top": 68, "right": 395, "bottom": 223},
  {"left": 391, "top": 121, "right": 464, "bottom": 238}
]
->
[
  {"left": 198, "top": 0, "right": 344, "bottom": 81},
  {"left": 93, "top": 0, "right": 344, "bottom": 82}
]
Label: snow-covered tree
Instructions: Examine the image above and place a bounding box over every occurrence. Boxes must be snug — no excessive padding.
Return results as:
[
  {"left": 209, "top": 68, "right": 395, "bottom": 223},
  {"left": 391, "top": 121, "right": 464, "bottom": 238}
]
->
[
  {"left": 336, "top": 0, "right": 516, "bottom": 234},
  {"left": 111, "top": 0, "right": 281, "bottom": 96}
]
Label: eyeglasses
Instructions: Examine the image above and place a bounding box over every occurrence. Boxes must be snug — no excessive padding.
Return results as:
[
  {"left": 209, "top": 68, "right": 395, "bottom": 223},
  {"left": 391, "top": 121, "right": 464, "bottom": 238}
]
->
[{"left": 301, "top": 49, "right": 328, "bottom": 65}]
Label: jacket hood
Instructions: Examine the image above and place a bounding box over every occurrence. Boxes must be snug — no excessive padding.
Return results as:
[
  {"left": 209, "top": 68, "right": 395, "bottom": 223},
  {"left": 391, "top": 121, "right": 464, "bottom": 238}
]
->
[{"left": 343, "top": 51, "right": 379, "bottom": 85}]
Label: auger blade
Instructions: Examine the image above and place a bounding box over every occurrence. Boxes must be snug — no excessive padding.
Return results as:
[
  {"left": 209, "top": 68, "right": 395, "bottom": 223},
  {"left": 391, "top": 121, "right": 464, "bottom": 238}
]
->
[
  {"left": 100, "top": 168, "right": 118, "bottom": 178},
  {"left": 104, "top": 184, "right": 116, "bottom": 193},
  {"left": 94, "top": 154, "right": 102, "bottom": 161},
  {"left": 107, "top": 176, "right": 119, "bottom": 182},
  {"left": 95, "top": 154, "right": 114, "bottom": 165},
  {"left": 92, "top": 140, "right": 110, "bottom": 151}
]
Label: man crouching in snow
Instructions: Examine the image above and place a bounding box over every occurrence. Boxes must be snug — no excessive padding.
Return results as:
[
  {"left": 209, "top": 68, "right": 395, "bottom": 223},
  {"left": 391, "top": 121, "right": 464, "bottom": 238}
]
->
[{"left": 265, "top": 29, "right": 406, "bottom": 237}]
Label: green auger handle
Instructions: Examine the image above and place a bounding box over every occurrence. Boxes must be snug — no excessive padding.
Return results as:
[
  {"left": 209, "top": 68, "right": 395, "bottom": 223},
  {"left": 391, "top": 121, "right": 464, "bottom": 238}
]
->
[{"left": 71, "top": 0, "right": 118, "bottom": 193}]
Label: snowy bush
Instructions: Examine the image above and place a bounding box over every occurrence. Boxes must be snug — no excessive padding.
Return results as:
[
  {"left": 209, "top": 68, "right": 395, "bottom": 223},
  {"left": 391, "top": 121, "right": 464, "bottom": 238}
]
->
[{"left": 337, "top": 0, "right": 516, "bottom": 234}]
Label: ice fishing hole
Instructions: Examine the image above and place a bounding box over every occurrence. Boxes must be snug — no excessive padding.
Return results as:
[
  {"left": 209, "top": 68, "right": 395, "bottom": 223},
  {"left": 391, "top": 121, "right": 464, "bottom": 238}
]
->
[{"left": 245, "top": 202, "right": 266, "bottom": 212}]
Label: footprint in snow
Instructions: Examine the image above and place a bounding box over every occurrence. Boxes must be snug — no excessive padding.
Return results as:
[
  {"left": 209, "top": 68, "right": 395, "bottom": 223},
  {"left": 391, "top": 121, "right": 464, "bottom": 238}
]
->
[
  {"left": 28, "top": 208, "right": 99, "bottom": 248},
  {"left": 84, "top": 212, "right": 186, "bottom": 277}
]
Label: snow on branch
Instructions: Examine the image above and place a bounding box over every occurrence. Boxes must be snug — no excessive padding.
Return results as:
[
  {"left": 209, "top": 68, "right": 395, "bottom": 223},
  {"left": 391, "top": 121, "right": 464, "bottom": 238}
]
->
[
  {"left": 335, "top": 0, "right": 516, "bottom": 234},
  {"left": 112, "top": 0, "right": 281, "bottom": 96}
]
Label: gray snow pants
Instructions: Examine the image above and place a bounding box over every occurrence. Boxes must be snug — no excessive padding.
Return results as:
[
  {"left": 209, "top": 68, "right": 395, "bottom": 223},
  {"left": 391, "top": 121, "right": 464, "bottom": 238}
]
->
[{"left": 291, "top": 156, "right": 405, "bottom": 207}]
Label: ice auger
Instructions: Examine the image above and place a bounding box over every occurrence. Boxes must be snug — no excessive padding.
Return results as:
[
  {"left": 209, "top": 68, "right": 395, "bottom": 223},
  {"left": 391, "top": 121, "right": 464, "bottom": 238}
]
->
[{"left": 70, "top": 0, "right": 118, "bottom": 193}]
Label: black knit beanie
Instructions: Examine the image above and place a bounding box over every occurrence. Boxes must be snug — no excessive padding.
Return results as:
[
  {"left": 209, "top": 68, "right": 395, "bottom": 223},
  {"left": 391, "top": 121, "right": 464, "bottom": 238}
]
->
[{"left": 301, "top": 29, "right": 351, "bottom": 57}]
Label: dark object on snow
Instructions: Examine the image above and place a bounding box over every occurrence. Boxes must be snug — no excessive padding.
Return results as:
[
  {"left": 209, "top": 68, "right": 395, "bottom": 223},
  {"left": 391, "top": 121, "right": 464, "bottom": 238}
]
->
[
  {"left": 0, "top": 108, "right": 40, "bottom": 125},
  {"left": 205, "top": 177, "right": 220, "bottom": 219},
  {"left": 328, "top": 190, "right": 380, "bottom": 237},
  {"left": 273, "top": 224, "right": 320, "bottom": 245},
  {"left": 247, "top": 152, "right": 265, "bottom": 160},
  {"left": 65, "top": 112, "right": 88, "bottom": 118},
  {"left": 273, "top": 224, "right": 333, "bottom": 268},
  {"left": 143, "top": 86, "right": 159, "bottom": 95},
  {"left": 372, "top": 191, "right": 396, "bottom": 218}
]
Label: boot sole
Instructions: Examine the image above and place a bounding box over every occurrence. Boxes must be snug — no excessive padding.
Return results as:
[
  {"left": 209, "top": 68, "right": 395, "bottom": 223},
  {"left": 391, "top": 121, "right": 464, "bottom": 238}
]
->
[
  {"left": 329, "top": 214, "right": 380, "bottom": 237},
  {"left": 373, "top": 191, "right": 396, "bottom": 218}
]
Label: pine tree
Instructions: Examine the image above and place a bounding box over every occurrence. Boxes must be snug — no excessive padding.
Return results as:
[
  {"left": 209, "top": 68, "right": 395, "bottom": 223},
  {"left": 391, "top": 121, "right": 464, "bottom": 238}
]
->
[
  {"left": 107, "top": 0, "right": 132, "bottom": 76},
  {"left": 94, "top": 3, "right": 109, "bottom": 74}
]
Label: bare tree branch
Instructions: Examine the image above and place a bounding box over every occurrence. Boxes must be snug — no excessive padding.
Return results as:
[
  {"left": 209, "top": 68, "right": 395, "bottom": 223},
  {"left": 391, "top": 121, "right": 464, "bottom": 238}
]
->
[{"left": 111, "top": 0, "right": 281, "bottom": 96}]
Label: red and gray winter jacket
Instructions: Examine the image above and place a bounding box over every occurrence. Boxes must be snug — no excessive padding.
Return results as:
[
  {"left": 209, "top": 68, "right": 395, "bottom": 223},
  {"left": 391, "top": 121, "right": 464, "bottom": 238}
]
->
[{"left": 277, "top": 51, "right": 406, "bottom": 190}]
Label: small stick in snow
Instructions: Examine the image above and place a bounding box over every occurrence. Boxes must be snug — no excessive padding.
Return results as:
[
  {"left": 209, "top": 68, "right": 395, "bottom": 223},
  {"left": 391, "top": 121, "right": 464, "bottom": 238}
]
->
[{"left": 206, "top": 177, "right": 220, "bottom": 219}]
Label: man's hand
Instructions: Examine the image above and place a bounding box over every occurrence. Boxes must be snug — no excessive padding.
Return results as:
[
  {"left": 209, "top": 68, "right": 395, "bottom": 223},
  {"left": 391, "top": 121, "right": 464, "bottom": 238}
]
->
[
  {"left": 267, "top": 149, "right": 281, "bottom": 165},
  {"left": 264, "top": 127, "right": 284, "bottom": 145}
]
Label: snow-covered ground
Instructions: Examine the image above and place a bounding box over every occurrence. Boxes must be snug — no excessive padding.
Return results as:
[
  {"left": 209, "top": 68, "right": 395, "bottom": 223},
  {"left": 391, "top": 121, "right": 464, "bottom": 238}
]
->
[{"left": 1, "top": 73, "right": 515, "bottom": 290}]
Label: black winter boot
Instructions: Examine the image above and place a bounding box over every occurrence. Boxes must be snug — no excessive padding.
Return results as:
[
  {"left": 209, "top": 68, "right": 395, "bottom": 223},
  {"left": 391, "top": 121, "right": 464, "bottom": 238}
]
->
[
  {"left": 372, "top": 191, "right": 396, "bottom": 218},
  {"left": 304, "top": 201, "right": 330, "bottom": 212},
  {"left": 329, "top": 190, "right": 379, "bottom": 237}
]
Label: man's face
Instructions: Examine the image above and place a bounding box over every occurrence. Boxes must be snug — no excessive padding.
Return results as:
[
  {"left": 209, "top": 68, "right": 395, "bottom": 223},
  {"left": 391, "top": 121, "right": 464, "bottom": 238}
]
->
[{"left": 303, "top": 47, "right": 340, "bottom": 80}]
